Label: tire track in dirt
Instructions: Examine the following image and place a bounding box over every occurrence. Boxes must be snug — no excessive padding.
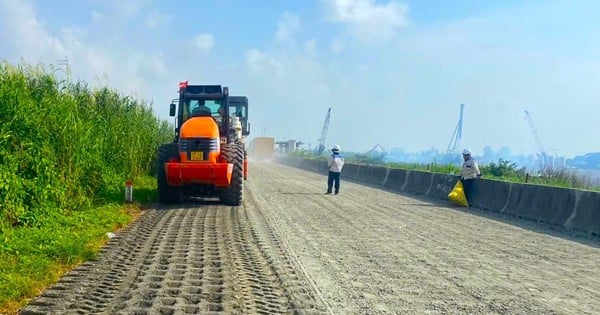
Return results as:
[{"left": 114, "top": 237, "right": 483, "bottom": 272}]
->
[
  {"left": 244, "top": 184, "right": 335, "bottom": 315},
  {"left": 247, "top": 161, "right": 600, "bottom": 314},
  {"left": 20, "top": 161, "right": 600, "bottom": 314},
  {"left": 21, "top": 210, "right": 172, "bottom": 314},
  {"left": 21, "top": 199, "right": 326, "bottom": 314}
]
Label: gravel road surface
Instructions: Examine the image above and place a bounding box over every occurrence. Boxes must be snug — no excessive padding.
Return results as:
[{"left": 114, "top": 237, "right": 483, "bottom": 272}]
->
[{"left": 22, "top": 162, "right": 600, "bottom": 314}]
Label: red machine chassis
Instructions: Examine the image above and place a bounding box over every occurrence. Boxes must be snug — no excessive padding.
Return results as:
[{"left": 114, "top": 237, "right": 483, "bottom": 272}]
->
[{"left": 165, "top": 162, "right": 233, "bottom": 187}]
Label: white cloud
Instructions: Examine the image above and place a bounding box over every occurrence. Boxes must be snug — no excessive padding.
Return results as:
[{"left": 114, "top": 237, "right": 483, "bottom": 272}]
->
[
  {"left": 305, "top": 39, "right": 317, "bottom": 55},
  {"left": 126, "top": 52, "right": 167, "bottom": 77},
  {"left": 357, "top": 64, "right": 368, "bottom": 74},
  {"left": 330, "top": 37, "right": 344, "bottom": 54},
  {"left": 245, "top": 49, "right": 284, "bottom": 77},
  {"left": 194, "top": 33, "right": 214, "bottom": 53},
  {"left": 323, "top": 0, "right": 409, "bottom": 41},
  {"left": 144, "top": 10, "right": 171, "bottom": 30},
  {"left": 0, "top": 0, "right": 66, "bottom": 61},
  {"left": 276, "top": 12, "right": 301, "bottom": 45},
  {"left": 91, "top": 10, "right": 104, "bottom": 23},
  {"left": 2, "top": 0, "right": 598, "bottom": 156},
  {"left": 0, "top": 0, "right": 177, "bottom": 113},
  {"left": 240, "top": 47, "right": 339, "bottom": 145},
  {"left": 107, "top": 0, "right": 150, "bottom": 18}
]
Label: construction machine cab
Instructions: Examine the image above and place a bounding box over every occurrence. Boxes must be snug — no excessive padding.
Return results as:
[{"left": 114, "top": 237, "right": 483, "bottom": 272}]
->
[
  {"left": 170, "top": 83, "right": 233, "bottom": 142},
  {"left": 228, "top": 96, "right": 250, "bottom": 136}
]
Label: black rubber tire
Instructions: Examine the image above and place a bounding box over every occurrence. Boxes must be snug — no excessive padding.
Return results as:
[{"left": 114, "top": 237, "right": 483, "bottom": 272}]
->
[
  {"left": 220, "top": 143, "right": 244, "bottom": 206},
  {"left": 243, "top": 148, "right": 248, "bottom": 181},
  {"left": 157, "top": 143, "right": 181, "bottom": 204}
]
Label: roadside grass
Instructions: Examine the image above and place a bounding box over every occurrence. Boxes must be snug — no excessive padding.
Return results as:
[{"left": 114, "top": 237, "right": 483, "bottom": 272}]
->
[
  {"left": 0, "top": 61, "right": 169, "bottom": 314},
  {"left": 0, "top": 175, "right": 156, "bottom": 315}
]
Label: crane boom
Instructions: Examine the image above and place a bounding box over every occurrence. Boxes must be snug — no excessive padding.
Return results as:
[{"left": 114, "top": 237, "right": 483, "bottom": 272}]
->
[
  {"left": 317, "top": 107, "right": 332, "bottom": 156},
  {"left": 524, "top": 110, "right": 551, "bottom": 171},
  {"left": 524, "top": 110, "right": 546, "bottom": 157},
  {"left": 368, "top": 143, "right": 385, "bottom": 155},
  {"left": 445, "top": 103, "right": 465, "bottom": 156}
]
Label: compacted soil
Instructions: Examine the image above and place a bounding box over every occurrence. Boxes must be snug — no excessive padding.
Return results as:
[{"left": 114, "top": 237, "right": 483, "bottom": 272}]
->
[{"left": 21, "top": 162, "right": 600, "bottom": 314}]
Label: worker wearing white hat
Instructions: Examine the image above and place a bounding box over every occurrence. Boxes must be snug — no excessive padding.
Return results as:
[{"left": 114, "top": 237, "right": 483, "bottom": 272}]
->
[
  {"left": 460, "top": 148, "right": 481, "bottom": 203},
  {"left": 326, "top": 145, "right": 344, "bottom": 194}
]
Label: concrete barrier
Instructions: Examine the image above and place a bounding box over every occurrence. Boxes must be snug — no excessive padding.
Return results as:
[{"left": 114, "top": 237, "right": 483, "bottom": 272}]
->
[
  {"left": 505, "top": 184, "right": 576, "bottom": 226},
  {"left": 364, "top": 166, "right": 388, "bottom": 186},
  {"left": 297, "top": 158, "right": 308, "bottom": 170},
  {"left": 402, "top": 171, "right": 434, "bottom": 196},
  {"left": 306, "top": 159, "right": 327, "bottom": 173},
  {"left": 384, "top": 168, "right": 408, "bottom": 192},
  {"left": 566, "top": 191, "right": 600, "bottom": 235},
  {"left": 274, "top": 156, "right": 327, "bottom": 175},
  {"left": 428, "top": 174, "right": 460, "bottom": 199},
  {"left": 276, "top": 156, "right": 302, "bottom": 168},
  {"left": 469, "top": 179, "right": 512, "bottom": 212},
  {"left": 341, "top": 163, "right": 360, "bottom": 180},
  {"left": 273, "top": 156, "right": 288, "bottom": 165},
  {"left": 274, "top": 156, "right": 600, "bottom": 235},
  {"left": 355, "top": 165, "right": 369, "bottom": 182},
  {"left": 297, "top": 158, "right": 316, "bottom": 172},
  {"left": 461, "top": 179, "right": 579, "bottom": 230}
]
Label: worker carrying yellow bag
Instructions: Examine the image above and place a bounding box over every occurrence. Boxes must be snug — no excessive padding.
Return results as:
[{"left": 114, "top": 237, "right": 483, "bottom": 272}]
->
[
  {"left": 448, "top": 180, "right": 469, "bottom": 207},
  {"left": 448, "top": 148, "right": 481, "bottom": 207}
]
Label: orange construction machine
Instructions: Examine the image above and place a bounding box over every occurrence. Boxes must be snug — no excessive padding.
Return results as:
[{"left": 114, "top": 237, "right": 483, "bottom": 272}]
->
[{"left": 157, "top": 82, "right": 249, "bottom": 205}]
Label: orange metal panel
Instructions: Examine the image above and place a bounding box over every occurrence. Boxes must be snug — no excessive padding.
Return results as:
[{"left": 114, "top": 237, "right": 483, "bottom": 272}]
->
[
  {"left": 166, "top": 162, "right": 233, "bottom": 187},
  {"left": 180, "top": 116, "right": 219, "bottom": 138}
]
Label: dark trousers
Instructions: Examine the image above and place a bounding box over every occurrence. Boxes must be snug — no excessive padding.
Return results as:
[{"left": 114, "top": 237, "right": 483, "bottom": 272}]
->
[
  {"left": 327, "top": 171, "right": 341, "bottom": 193},
  {"left": 461, "top": 178, "right": 475, "bottom": 202}
]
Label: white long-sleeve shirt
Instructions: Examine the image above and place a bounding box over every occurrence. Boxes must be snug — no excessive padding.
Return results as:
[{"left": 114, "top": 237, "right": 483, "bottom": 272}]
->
[
  {"left": 460, "top": 158, "right": 481, "bottom": 179},
  {"left": 327, "top": 154, "right": 345, "bottom": 172}
]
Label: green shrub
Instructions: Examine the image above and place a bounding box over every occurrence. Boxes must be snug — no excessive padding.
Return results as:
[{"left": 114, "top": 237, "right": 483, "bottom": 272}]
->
[
  {"left": 0, "top": 61, "right": 173, "bottom": 231},
  {"left": 480, "top": 158, "right": 524, "bottom": 178}
]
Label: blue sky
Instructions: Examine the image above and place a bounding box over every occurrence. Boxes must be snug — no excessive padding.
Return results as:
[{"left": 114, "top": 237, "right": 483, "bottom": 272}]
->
[{"left": 1, "top": 0, "right": 599, "bottom": 158}]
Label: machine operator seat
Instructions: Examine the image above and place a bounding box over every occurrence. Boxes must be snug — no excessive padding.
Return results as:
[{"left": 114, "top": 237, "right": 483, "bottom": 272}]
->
[{"left": 191, "top": 105, "right": 212, "bottom": 117}]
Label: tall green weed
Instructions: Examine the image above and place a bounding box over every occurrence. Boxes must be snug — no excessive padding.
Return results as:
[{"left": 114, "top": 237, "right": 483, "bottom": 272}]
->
[{"left": 0, "top": 62, "right": 172, "bottom": 231}]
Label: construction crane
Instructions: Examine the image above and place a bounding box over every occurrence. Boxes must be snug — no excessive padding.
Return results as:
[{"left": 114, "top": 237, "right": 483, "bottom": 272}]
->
[
  {"left": 366, "top": 143, "right": 386, "bottom": 162},
  {"left": 367, "top": 143, "right": 385, "bottom": 155},
  {"left": 524, "top": 110, "right": 550, "bottom": 172},
  {"left": 316, "top": 107, "right": 332, "bottom": 156},
  {"left": 445, "top": 104, "right": 465, "bottom": 163}
]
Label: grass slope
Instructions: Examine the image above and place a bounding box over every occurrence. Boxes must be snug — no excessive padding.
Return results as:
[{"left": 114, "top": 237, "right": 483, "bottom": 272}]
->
[{"left": 0, "top": 62, "right": 171, "bottom": 314}]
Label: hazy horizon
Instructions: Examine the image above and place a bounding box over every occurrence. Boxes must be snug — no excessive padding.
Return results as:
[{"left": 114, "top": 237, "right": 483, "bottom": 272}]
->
[{"left": 1, "top": 0, "right": 599, "bottom": 158}]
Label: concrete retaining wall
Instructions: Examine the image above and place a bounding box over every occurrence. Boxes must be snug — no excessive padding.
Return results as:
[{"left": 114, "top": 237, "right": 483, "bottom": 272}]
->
[{"left": 274, "top": 156, "right": 600, "bottom": 235}]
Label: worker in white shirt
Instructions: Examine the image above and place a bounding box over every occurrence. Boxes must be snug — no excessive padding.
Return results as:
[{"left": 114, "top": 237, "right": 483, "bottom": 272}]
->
[
  {"left": 459, "top": 148, "right": 481, "bottom": 202},
  {"left": 326, "top": 145, "right": 345, "bottom": 195}
]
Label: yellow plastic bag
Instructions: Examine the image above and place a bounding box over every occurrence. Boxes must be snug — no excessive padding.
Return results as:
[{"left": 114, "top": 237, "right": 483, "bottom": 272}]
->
[{"left": 448, "top": 180, "right": 469, "bottom": 207}]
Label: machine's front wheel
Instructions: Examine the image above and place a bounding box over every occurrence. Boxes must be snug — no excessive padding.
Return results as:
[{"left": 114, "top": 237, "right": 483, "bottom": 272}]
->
[
  {"left": 220, "top": 143, "right": 244, "bottom": 206},
  {"left": 157, "top": 143, "right": 181, "bottom": 204}
]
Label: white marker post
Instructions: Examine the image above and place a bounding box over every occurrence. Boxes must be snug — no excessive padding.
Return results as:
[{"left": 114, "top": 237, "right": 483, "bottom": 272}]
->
[{"left": 125, "top": 180, "right": 133, "bottom": 203}]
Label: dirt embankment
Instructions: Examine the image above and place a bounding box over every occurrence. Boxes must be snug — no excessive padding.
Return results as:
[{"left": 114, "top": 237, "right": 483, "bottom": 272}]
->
[
  {"left": 247, "top": 162, "right": 600, "bottom": 315},
  {"left": 21, "top": 197, "right": 327, "bottom": 314},
  {"left": 22, "top": 162, "right": 600, "bottom": 314}
]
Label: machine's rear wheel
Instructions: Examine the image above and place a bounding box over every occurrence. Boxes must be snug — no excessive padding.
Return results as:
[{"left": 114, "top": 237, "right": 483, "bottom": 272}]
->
[
  {"left": 157, "top": 143, "right": 181, "bottom": 204},
  {"left": 243, "top": 147, "right": 248, "bottom": 180},
  {"left": 220, "top": 143, "right": 244, "bottom": 206}
]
